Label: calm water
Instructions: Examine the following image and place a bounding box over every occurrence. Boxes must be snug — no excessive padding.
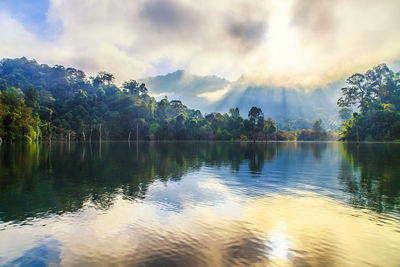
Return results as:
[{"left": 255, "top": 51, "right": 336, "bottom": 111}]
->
[{"left": 0, "top": 142, "right": 399, "bottom": 266}]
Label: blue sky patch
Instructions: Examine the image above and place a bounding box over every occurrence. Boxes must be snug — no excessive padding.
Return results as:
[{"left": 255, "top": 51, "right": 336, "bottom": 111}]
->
[{"left": 0, "top": 0, "right": 62, "bottom": 40}]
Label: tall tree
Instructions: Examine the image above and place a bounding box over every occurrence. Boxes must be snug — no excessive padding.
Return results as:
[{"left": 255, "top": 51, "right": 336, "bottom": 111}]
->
[
  {"left": 312, "top": 118, "right": 323, "bottom": 131},
  {"left": 229, "top": 107, "right": 240, "bottom": 119},
  {"left": 122, "top": 80, "right": 139, "bottom": 94},
  {"left": 248, "top": 106, "right": 264, "bottom": 140},
  {"left": 24, "top": 88, "right": 39, "bottom": 111},
  {"left": 337, "top": 64, "right": 391, "bottom": 111},
  {"left": 263, "top": 118, "right": 277, "bottom": 140}
]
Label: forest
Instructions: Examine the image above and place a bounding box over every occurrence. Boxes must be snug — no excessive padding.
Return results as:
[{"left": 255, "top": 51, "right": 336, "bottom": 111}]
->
[{"left": 0, "top": 57, "right": 398, "bottom": 142}]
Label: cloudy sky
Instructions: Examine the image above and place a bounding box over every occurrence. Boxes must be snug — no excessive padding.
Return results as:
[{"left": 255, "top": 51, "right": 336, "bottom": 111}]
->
[{"left": 1, "top": 0, "right": 400, "bottom": 88}]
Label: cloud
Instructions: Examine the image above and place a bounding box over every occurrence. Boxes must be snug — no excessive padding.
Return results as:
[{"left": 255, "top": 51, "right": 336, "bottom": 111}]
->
[
  {"left": 240, "top": 0, "right": 400, "bottom": 88},
  {"left": 197, "top": 85, "right": 231, "bottom": 102},
  {"left": 227, "top": 19, "right": 267, "bottom": 51},
  {"left": 140, "top": 0, "right": 199, "bottom": 33},
  {"left": 291, "top": 0, "right": 335, "bottom": 38},
  {"left": 0, "top": 0, "right": 399, "bottom": 89},
  {"left": 0, "top": 11, "right": 59, "bottom": 62}
]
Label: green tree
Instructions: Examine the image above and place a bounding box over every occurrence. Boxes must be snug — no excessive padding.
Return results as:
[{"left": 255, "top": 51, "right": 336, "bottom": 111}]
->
[
  {"left": 337, "top": 64, "right": 391, "bottom": 111},
  {"left": 312, "top": 118, "right": 323, "bottom": 131},
  {"left": 248, "top": 106, "right": 264, "bottom": 141},
  {"left": 122, "top": 80, "right": 139, "bottom": 94},
  {"left": 338, "top": 63, "right": 400, "bottom": 141},
  {"left": 24, "top": 88, "right": 39, "bottom": 111},
  {"left": 229, "top": 107, "right": 240, "bottom": 119},
  {"left": 263, "top": 118, "right": 277, "bottom": 140}
]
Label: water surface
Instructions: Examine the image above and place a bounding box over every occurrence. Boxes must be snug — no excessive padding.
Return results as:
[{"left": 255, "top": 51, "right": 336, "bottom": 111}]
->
[{"left": 0, "top": 142, "right": 399, "bottom": 266}]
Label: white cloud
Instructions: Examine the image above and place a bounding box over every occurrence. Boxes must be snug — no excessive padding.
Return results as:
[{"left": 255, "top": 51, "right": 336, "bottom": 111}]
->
[
  {"left": 197, "top": 85, "right": 231, "bottom": 102},
  {"left": 0, "top": 0, "right": 400, "bottom": 88},
  {"left": 0, "top": 12, "right": 42, "bottom": 58}
]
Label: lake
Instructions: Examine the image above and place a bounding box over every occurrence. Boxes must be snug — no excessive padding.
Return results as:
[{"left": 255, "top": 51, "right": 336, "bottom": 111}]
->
[{"left": 0, "top": 142, "right": 399, "bottom": 266}]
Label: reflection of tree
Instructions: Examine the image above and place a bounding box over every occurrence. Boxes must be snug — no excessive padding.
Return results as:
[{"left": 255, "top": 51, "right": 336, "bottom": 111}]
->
[
  {"left": 0, "top": 141, "right": 343, "bottom": 222},
  {"left": 297, "top": 142, "right": 328, "bottom": 162},
  {"left": 338, "top": 143, "right": 400, "bottom": 213},
  {"left": 247, "top": 144, "right": 265, "bottom": 173}
]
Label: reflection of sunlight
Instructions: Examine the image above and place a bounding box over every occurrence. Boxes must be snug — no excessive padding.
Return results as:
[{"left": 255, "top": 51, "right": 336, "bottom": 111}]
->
[
  {"left": 266, "top": 224, "right": 293, "bottom": 264},
  {"left": 4, "top": 187, "right": 400, "bottom": 266},
  {"left": 243, "top": 191, "right": 400, "bottom": 266}
]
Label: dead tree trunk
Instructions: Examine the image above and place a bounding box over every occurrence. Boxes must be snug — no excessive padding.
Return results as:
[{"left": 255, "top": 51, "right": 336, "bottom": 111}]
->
[
  {"left": 128, "top": 130, "right": 131, "bottom": 142},
  {"left": 89, "top": 126, "right": 93, "bottom": 143},
  {"left": 82, "top": 128, "right": 86, "bottom": 143},
  {"left": 99, "top": 124, "right": 102, "bottom": 143},
  {"left": 356, "top": 126, "right": 359, "bottom": 144},
  {"left": 68, "top": 130, "right": 71, "bottom": 143},
  {"left": 136, "top": 123, "right": 139, "bottom": 142},
  {"left": 37, "top": 125, "right": 40, "bottom": 144}
]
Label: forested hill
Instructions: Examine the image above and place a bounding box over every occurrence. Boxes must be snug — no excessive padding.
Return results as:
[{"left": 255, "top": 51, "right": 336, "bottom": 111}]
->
[
  {"left": 0, "top": 57, "right": 184, "bottom": 141},
  {"left": 1, "top": 57, "right": 326, "bottom": 142}
]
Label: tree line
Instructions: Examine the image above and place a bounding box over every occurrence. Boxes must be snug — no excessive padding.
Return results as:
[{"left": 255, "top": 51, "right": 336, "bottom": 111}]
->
[{"left": 0, "top": 57, "right": 333, "bottom": 142}]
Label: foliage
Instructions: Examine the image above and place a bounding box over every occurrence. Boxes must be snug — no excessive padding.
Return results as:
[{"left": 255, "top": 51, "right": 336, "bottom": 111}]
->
[
  {"left": 0, "top": 90, "right": 36, "bottom": 142},
  {"left": 312, "top": 118, "right": 323, "bottom": 131},
  {"left": 338, "top": 107, "right": 353, "bottom": 121},
  {"left": 0, "top": 57, "right": 333, "bottom": 142},
  {"left": 296, "top": 129, "right": 330, "bottom": 141},
  {"left": 338, "top": 63, "right": 400, "bottom": 141}
]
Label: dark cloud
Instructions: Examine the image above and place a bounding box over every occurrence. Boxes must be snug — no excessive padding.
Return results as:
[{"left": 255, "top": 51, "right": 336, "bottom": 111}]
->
[
  {"left": 140, "top": 0, "right": 198, "bottom": 32},
  {"left": 227, "top": 19, "right": 267, "bottom": 50},
  {"left": 291, "top": 0, "right": 336, "bottom": 37}
]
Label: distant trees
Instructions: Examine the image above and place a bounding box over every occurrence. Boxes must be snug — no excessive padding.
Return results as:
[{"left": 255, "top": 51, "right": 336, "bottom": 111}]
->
[
  {"left": 312, "top": 118, "right": 323, "bottom": 131},
  {"left": 263, "top": 118, "right": 277, "bottom": 141},
  {"left": 122, "top": 80, "right": 148, "bottom": 95},
  {"left": 229, "top": 107, "right": 240, "bottom": 119},
  {"left": 98, "top": 71, "right": 115, "bottom": 85},
  {"left": 296, "top": 118, "right": 331, "bottom": 141},
  {"left": 91, "top": 71, "right": 115, "bottom": 88}
]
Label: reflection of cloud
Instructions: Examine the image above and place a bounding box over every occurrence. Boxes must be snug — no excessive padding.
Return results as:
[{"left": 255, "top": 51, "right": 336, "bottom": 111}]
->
[
  {"left": 6, "top": 240, "right": 61, "bottom": 266},
  {"left": 3, "top": 188, "right": 400, "bottom": 266},
  {"left": 145, "top": 171, "right": 238, "bottom": 213}
]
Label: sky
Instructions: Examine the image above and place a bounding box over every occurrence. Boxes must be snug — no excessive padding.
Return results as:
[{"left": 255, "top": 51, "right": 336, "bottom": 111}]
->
[{"left": 1, "top": 0, "right": 400, "bottom": 89}]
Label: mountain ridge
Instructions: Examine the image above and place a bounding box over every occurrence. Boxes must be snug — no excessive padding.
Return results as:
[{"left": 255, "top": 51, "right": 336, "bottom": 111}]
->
[{"left": 141, "top": 70, "right": 341, "bottom": 127}]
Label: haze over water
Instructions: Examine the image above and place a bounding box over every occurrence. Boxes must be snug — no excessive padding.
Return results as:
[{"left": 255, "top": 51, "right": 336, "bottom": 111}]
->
[{"left": 0, "top": 142, "right": 399, "bottom": 266}]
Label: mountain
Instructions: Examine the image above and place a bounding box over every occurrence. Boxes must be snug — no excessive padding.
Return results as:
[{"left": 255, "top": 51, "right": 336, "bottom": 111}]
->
[
  {"left": 142, "top": 71, "right": 342, "bottom": 129},
  {"left": 140, "top": 70, "right": 229, "bottom": 111}
]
